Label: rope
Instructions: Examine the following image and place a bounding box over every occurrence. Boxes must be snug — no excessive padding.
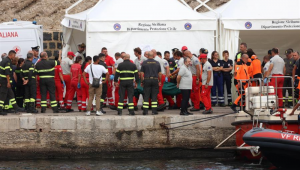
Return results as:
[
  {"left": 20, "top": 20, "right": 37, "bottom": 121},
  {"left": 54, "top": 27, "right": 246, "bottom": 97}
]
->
[
  {"left": 167, "top": 112, "right": 236, "bottom": 130},
  {"left": 164, "top": 112, "right": 236, "bottom": 126}
]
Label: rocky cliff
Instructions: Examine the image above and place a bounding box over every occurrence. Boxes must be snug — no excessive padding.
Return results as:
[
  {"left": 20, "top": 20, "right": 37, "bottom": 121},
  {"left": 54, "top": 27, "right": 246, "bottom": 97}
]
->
[{"left": 0, "top": 0, "right": 229, "bottom": 31}]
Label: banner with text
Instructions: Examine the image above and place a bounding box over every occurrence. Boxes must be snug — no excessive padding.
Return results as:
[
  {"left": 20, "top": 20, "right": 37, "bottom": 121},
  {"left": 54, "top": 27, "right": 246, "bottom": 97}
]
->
[
  {"left": 87, "top": 20, "right": 217, "bottom": 32},
  {"left": 223, "top": 19, "right": 300, "bottom": 30}
]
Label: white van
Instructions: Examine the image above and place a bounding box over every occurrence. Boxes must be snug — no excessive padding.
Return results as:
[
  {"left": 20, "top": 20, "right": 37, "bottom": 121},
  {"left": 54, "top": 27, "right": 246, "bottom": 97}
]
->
[{"left": 0, "top": 21, "right": 43, "bottom": 60}]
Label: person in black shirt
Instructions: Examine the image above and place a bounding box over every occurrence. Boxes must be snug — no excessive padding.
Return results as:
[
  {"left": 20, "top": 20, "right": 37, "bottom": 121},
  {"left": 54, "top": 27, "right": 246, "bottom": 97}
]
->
[
  {"left": 141, "top": 51, "right": 162, "bottom": 115},
  {"left": 15, "top": 58, "right": 25, "bottom": 108},
  {"left": 221, "top": 50, "right": 233, "bottom": 106},
  {"left": 209, "top": 51, "right": 225, "bottom": 107},
  {"left": 0, "top": 50, "right": 25, "bottom": 115},
  {"left": 98, "top": 54, "right": 108, "bottom": 114}
]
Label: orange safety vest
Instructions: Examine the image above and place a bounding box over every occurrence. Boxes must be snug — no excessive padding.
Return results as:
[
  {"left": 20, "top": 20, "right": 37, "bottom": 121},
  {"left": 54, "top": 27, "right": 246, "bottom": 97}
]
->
[
  {"left": 251, "top": 55, "right": 262, "bottom": 76},
  {"left": 236, "top": 63, "right": 250, "bottom": 83}
]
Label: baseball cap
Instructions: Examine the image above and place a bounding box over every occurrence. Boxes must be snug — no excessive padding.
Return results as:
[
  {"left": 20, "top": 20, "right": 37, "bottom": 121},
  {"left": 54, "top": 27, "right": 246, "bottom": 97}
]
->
[
  {"left": 285, "top": 49, "right": 293, "bottom": 55},
  {"left": 67, "top": 51, "right": 75, "bottom": 57},
  {"left": 181, "top": 46, "right": 188, "bottom": 51},
  {"left": 78, "top": 43, "right": 86, "bottom": 48},
  {"left": 199, "top": 54, "right": 207, "bottom": 59}
]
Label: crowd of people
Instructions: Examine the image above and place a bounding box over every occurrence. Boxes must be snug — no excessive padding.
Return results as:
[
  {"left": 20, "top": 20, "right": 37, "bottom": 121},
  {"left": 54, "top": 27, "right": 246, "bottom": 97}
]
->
[{"left": 0, "top": 42, "right": 299, "bottom": 116}]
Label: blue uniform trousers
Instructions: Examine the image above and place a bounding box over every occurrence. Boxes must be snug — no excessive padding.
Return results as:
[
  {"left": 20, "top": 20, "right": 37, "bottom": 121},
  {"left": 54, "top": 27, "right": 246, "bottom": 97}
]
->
[
  {"left": 211, "top": 72, "right": 224, "bottom": 104},
  {"left": 223, "top": 73, "right": 232, "bottom": 103}
]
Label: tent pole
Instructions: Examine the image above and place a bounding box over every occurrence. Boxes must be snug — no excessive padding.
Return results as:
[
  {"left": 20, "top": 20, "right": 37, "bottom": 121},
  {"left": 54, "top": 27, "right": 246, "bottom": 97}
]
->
[{"left": 65, "top": 0, "right": 84, "bottom": 14}]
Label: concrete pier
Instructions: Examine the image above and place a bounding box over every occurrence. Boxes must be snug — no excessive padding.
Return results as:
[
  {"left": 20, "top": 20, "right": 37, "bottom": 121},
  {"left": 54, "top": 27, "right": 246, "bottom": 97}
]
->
[{"left": 0, "top": 106, "right": 236, "bottom": 159}]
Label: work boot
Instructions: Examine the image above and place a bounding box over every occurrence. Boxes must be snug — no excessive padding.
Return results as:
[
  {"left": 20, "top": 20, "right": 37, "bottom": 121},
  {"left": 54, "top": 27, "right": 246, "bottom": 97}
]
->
[
  {"left": 143, "top": 109, "right": 148, "bottom": 115},
  {"left": 15, "top": 107, "right": 26, "bottom": 113},
  {"left": 110, "top": 105, "right": 118, "bottom": 110},
  {"left": 29, "top": 103, "right": 38, "bottom": 114},
  {"left": 129, "top": 109, "right": 135, "bottom": 116},
  {"left": 180, "top": 109, "right": 189, "bottom": 116},
  {"left": 53, "top": 107, "right": 59, "bottom": 113},
  {"left": 66, "top": 109, "right": 74, "bottom": 112},
  {"left": 190, "top": 107, "right": 200, "bottom": 112},
  {"left": 219, "top": 103, "right": 226, "bottom": 107},
  {"left": 100, "top": 103, "right": 106, "bottom": 114},
  {"left": 152, "top": 108, "right": 158, "bottom": 115},
  {"left": 0, "top": 107, "right": 7, "bottom": 116},
  {"left": 134, "top": 106, "right": 138, "bottom": 111},
  {"left": 41, "top": 107, "right": 46, "bottom": 113},
  {"left": 203, "top": 109, "right": 213, "bottom": 114},
  {"left": 117, "top": 109, "right": 122, "bottom": 116},
  {"left": 157, "top": 103, "right": 166, "bottom": 111},
  {"left": 25, "top": 103, "right": 30, "bottom": 112},
  {"left": 230, "top": 104, "right": 238, "bottom": 113},
  {"left": 200, "top": 102, "right": 205, "bottom": 110}
]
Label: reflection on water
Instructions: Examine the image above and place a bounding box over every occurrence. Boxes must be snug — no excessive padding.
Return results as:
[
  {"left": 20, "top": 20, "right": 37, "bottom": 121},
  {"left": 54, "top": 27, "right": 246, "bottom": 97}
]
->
[{"left": 0, "top": 158, "right": 269, "bottom": 170}]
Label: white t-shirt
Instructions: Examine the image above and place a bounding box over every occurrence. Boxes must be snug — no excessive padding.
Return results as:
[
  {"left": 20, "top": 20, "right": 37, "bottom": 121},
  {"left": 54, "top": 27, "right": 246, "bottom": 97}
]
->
[
  {"left": 189, "top": 56, "right": 200, "bottom": 75},
  {"left": 154, "top": 56, "right": 169, "bottom": 75},
  {"left": 115, "top": 58, "right": 124, "bottom": 68},
  {"left": 61, "top": 57, "right": 74, "bottom": 74},
  {"left": 134, "top": 56, "right": 147, "bottom": 71},
  {"left": 74, "top": 51, "right": 86, "bottom": 61},
  {"left": 84, "top": 64, "right": 107, "bottom": 84},
  {"left": 177, "top": 57, "right": 184, "bottom": 68},
  {"left": 202, "top": 61, "right": 213, "bottom": 86},
  {"left": 270, "top": 55, "right": 284, "bottom": 75},
  {"left": 263, "top": 61, "right": 270, "bottom": 74},
  {"left": 178, "top": 65, "right": 192, "bottom": 89}
]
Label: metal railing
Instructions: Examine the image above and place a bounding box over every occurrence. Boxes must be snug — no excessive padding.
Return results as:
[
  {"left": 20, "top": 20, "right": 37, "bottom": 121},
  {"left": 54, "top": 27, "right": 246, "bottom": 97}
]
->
[{"left": 237, "top": 76, "right": 294, "bottom": 112}]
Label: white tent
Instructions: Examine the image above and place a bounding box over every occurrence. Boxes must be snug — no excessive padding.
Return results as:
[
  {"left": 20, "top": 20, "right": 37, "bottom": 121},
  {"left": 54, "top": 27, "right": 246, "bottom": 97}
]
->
[
  {"left": 61, "top": 0, "right": 217, "bottom": 60},
  {"left": 219, "top": 0, "right": 300, "bottom": 59}
]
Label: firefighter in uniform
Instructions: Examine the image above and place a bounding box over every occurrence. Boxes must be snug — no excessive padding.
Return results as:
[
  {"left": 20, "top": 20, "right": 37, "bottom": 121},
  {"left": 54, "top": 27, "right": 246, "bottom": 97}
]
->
[
  {"left": 99, "top": 54, "right": 109, "bottom": 113},
  {"left": 35, "top": 52, "right": 59, "bottom": 113},
  {"left": 231, "top": 54, "right": 250, "bottom": 112},
  {"left": 114, "top": 54, "right": 139, "bottom": 116},
  {"left": 141, "top": 51, "right": 162, "bottom": 115},
  {"left": 21, "top": 52, "right": 38, "bottom": 113},
  {"left": 0, "top": 50, "right": 25, "bottom": 115}
]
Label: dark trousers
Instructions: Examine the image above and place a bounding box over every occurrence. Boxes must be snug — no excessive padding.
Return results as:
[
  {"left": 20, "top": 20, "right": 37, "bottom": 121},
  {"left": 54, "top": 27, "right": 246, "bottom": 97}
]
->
[
  {"left": 180, "top": 89, "right": 191, "bottom": 112},
  {"left": 223, "top": 73, "right": 232, "bottom": 103},
  {"left": 24, "top": 79, "right": 36, "bottom": 105},
  {"left": 118, "top": 80, "right": 134, "bottom": 110},
  {"left": 211, "top": 72, "right": 224, "bottom": 104},
  {"left": 283, "top": 77, "right": 293, "bottom": 104},
  {"left": 40, "top": 78, "right": 57, "bottom": 109},
  {"left": 0, "top": 79, "right": 17, "bottom": 110},
  {"left": 16, "top": 84, "right": 24, "bottom": 107},
  {"left": 143, "top": 79, "right": 159, "bottom": 110},
  {"left": 101, "top": 82, "right": 107, "bottom": 103}
]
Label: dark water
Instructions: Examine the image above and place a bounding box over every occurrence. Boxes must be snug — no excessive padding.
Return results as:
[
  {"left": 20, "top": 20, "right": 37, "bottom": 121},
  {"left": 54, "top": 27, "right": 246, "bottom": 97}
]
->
[{"left": 0, "top": 158, "right": 270, "bottom": 170}]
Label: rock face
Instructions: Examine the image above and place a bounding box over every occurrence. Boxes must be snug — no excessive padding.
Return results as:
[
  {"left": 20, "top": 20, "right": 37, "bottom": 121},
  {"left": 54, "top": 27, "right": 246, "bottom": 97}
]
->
[{"left": 0, "top": 0, "right": 229, "bottom": 31}]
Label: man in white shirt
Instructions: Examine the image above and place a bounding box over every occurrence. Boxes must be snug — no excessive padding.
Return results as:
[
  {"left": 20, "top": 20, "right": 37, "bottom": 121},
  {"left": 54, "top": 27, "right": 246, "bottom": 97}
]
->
[
  {"left": 200, "top": 54, "right": 213, "bottom": 114},
  {"left": 82, "top": 54, "right": 109, "bottom": 116},
  {"left": 152, "top": 49, "right": 169, "bottom": 111},
  {"left": 184, "top": 50, "right": 201, "bottom": 112},
  {"left": 264, "top": 48, "right": 285, "bottom": 108},
  {"left": 61, "top": 51, "right": 75, "bottom": 105}
]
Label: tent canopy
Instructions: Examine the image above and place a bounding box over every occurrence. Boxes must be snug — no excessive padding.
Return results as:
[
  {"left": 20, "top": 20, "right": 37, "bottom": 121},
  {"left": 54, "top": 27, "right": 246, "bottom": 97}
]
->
[
  {"left": 61, "top": 0, "right": 218, "bottom": 59},
  {"left": 220, "top": 0, "right": 300, "bottom": 30}
]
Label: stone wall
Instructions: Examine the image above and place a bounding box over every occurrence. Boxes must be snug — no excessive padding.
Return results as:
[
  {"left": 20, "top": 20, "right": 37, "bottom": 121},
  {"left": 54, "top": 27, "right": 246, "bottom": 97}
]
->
[
  {"left": 0, "top": 114, "right": 235, "bottom": 159},
  {"left": 43, "top": 31, "right": 63, "bottom": 57}
]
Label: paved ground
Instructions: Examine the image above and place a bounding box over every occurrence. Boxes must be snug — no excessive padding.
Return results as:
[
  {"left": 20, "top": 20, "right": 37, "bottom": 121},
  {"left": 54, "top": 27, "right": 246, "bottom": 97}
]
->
[{"left": 4, "top": 105, "right": 234, "bottom": 117}]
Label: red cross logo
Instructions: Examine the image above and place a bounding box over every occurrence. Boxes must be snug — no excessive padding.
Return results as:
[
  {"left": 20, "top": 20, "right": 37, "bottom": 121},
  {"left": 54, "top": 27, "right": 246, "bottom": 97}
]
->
[{"left": 12, "top": 46, "right": 21, "bottom": 54}]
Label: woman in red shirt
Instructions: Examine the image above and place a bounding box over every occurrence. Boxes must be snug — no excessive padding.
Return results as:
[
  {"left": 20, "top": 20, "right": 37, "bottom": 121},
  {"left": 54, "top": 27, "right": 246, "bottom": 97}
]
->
[
  {"left": 79, "top": 56, "right": 92, "bottom": 112},
  {"left": 66, "top": 56, "right": 83, "bottom": 112},
  {"left": 54, "top": 58, "right": 65, "bottom": 109}
]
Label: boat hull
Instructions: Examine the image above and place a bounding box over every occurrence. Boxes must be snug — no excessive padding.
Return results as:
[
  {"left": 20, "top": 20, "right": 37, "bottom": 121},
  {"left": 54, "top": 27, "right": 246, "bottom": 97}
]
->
[
  {"left": 232, "top": 119, "right": 299, "bottom": 160},
  {"left": 243, "top": 128, "right": 300, "bottom": 169}
]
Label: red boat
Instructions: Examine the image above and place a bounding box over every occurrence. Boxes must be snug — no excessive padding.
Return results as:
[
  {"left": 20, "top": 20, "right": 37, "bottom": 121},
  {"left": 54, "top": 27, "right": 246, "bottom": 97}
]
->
[
  {"left": 216, "top": 77, "right": 298, "bottom": 160},
  {"left": 243, "top": 128, "right": 300, "bottom": 169}
]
